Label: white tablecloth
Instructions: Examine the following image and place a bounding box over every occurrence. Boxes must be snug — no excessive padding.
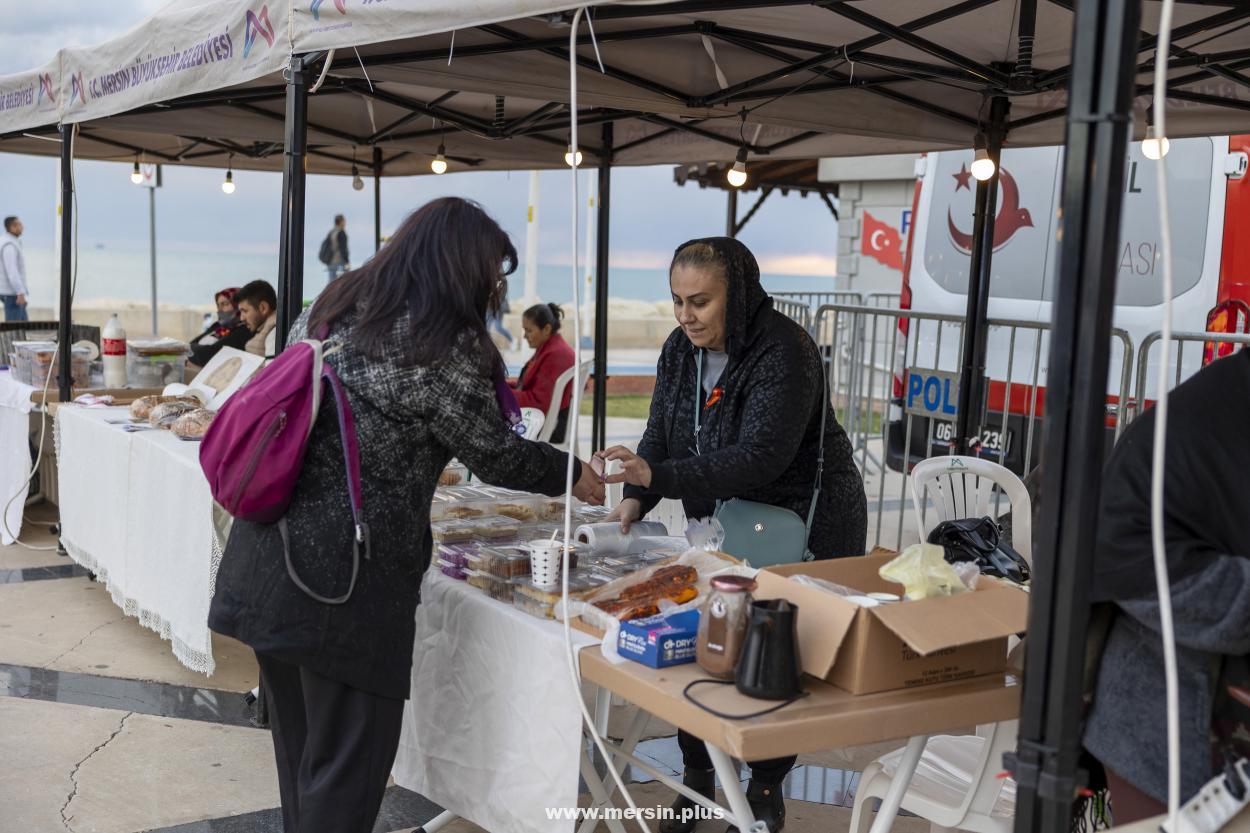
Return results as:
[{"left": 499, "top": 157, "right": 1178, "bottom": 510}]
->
[
  {"left": 0, "top": 371, "right": 37, "bottom": 546},
  {"left": 394, "top": 571, "right": 598, "bottom": 833},
  {"left": 55, "top": 405, "right": 221, "bottom": 674}
]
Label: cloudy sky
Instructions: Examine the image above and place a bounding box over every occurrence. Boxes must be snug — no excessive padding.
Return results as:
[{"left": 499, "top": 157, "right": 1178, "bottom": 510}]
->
[{"left": 0, "top": 1, "right": 839, "bottom": 282}]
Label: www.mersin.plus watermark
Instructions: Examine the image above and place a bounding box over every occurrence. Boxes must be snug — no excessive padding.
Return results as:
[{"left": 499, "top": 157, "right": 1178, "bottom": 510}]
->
[{"left": 545, "top": 805, "right": 727, "bottom": 822}]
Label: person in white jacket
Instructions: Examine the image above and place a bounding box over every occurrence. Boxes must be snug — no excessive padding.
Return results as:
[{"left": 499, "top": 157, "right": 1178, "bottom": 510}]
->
[{"left": 0, "top": 217, "right": 28, "bottom": 322}]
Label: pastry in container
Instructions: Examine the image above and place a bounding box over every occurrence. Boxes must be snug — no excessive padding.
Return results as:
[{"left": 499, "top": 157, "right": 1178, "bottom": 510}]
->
[
  {"left": 494, "top": 498, "right": 540, "bottom": 522},
  {"left": 473, "top": 515, "right": 523, "bottom": 541},
  {"left": 512, "top": 569, "right": 611, "bottom": 618},
  {"left": 476, "top": 546, "right": 533, "bottom": 579},
  {"left": 430, "top": 519, "right": 477, "bottom": 544},
  {"left": 466, "top": 570, "right": 515, "bottom": 602},
  {"left": 435, "top": 544, "right": 477, "bottom": 569},
  {"left": 436, "top": 559, "right": 468, "bottom": 581}
]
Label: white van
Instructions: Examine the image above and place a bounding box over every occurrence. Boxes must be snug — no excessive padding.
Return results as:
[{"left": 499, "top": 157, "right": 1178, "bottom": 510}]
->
[{"left": 885, "top": 135, "right": 1250, "bottom": 474}]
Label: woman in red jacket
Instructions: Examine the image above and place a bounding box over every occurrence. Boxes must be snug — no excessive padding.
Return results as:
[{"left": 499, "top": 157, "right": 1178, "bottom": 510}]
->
[{"left": 513, "top": 303, "right": 576, "bottom": 443}]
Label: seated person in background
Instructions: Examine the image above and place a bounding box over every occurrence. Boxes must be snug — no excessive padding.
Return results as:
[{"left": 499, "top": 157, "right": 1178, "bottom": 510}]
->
[
  {"left": 1084, "top": 346, "right": 1250, "bottom": 822},
  {"left": 512, "top": 302, "right": 576, "bottom": 443},
  {"left": 189, "top": 287, "right": 251, "bottom": 369},
  {"left": 235, "top": 280, "right": 279, "bottom": 359}
]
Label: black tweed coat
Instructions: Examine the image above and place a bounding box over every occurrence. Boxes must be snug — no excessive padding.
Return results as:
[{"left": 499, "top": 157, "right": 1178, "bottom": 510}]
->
[
  {"left": 209, "top": 308, "right": 577, "bottom": 699},
  {"left": 624, "top": 237, "right": 867, "bottom": 560}
]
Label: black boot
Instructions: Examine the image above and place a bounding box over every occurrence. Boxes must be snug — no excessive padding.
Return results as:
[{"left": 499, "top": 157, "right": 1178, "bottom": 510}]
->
[
  {"left": 659, "top": 768, "right": 716, "bottom": 833},
  {"left": 725, "top": 779, "right": 786, "bottom": 833}
]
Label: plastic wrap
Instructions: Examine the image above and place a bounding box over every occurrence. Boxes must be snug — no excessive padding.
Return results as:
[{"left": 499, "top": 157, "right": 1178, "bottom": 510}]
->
[{"left": 879, "top": 543, "right": 971, "bottom": 600}]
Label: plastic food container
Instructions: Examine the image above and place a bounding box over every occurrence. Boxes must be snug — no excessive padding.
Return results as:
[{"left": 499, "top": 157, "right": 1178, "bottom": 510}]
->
[
  {"left": 19, "top": 342, "right": 91, "bottom": 388},
  {"left": 476, "top": 546, "right": 533, "bottom": 578},
  {"left": 493, "top": 496, "right": 542, "bottom": 523},
  {"left": 513, "top": 569, "right": 611, "bottom": 608},
  {"left": 435, "top": 544, "right": 476, "bottom": 569},
  {"left": 513, "top": 591, "right": 556, "bottom": 619},
  {"left": 430, "top": 519, "right": 478, "bottom": 544},
  {"left": 466, "top": 570, "right": 516, "bottom": 602},
  {"left": 473, "top": 515, "right": 523, "bottom": 541},
  {"left": 126, "top": 339, "right": 190, "bottom": 388},
  {"left": 437, "top": 559, "right": 468, "bottom": 581},
  {"left": 430, "top": 499, "right": 495, "bottom": 522}
]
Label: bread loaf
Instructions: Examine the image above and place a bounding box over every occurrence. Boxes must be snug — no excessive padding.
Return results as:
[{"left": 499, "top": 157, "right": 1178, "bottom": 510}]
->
[
  {"left": 172, "top": 408, "right": 215, "bottom": 439},
  {"left": 129, "top": 395, "right": 200, "bottom": 421},
  {"left": 149, "top": 401, "right": 199, "bottom": 429}
]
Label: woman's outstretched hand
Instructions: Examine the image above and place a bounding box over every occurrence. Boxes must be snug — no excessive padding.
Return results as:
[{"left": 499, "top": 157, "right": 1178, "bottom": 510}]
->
[
  {"left": 597, "top": 447, "right": 652, "bottom": 489},
  {"left": 572, "top": 458, "right": 606, "bottom": 506}
]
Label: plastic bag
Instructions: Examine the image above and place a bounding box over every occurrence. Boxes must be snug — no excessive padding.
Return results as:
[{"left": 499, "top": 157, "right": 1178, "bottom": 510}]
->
[
  {"left": 879, "top": 543, "right": 971, "bottom": 600},
  {"left": 685, "top": 516, "right": 725, "bottom": 552}
]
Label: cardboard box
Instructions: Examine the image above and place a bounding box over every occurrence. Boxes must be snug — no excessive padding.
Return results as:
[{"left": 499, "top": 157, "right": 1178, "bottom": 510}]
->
[
  {"left": 617, "top": 609, "right": 701, "bottom": 668},
  {"left": 753, "top": 552, "right": 1028, "bottom": 695}
]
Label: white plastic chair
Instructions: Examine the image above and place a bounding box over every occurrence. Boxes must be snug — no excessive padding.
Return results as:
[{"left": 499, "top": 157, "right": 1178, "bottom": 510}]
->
[
  {"left": 536, "top": 359, "right": 593, "bottom": 451},
  {"left": 849, "top": 456, "right": 1030, "bottom": 833},
  {"left": 910, "top": 455, "right": 1032, "bottom": 562}
]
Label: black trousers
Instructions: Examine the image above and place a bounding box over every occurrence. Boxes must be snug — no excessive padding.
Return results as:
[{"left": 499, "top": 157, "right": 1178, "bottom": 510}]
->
[
  {"left": 256, "top": 652, "right": 405, "bottom": 833},
  {"left": 677, "top": 728, "right": 796, "bottom": 786}
]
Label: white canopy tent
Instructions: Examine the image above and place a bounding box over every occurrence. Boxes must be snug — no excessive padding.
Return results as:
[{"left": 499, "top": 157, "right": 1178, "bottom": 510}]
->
[{"left": 4, "top": 1, "right": 1250, "bottom": 172}]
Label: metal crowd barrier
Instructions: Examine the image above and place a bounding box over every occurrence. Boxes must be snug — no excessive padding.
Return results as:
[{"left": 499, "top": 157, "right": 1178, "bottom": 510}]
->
[
  {"left": 1132, "top": 330, "right": 1250, "bottom": 420},
  {"left": 811, "top": 303, "right": 1134, "bottom": 551}
]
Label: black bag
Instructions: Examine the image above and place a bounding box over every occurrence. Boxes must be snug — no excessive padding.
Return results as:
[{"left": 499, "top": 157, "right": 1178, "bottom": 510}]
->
[
  {"left": 927, "top": 516, "right": 1031, "bottom": 585},
  {"left": 317, "top": 233, "right": 334, "bottom": 265}
]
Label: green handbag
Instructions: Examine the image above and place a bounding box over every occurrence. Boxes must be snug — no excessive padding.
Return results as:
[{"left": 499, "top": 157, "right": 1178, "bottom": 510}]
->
[{"left": 695, "top": 349, "right": 827, "bottom": 568}]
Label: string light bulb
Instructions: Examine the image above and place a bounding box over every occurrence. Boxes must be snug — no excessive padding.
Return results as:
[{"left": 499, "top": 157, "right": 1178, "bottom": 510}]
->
[
  {"left": 221, "top": 168, "right": 235, "bottom": 195},
  {"left": 431, "top": 143, "right": 448, "bottom": 175},
  {"left": 970, "top": 133, "right": 996, "bottom": 182},
  {"left": 564, "top": 145, "right": 583, "bottom": 167},
  {"left": 1143, "top": 108, "right": 1170, "bottom": 160},
  {"left": 726, "top": 146, "right": 748, "bottom": 188},
  {"left": 351, "top": 164, "right": 364, "bottom": 191},
  {"left": 130, "top": 160, "right": 143, "bottom": 185}
]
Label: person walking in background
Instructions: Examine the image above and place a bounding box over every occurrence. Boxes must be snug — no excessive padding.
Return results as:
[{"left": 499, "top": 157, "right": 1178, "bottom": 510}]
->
[
  {"left": 487, "top": 287, "right": 516, "bottom": 351},
  {"left": 0, "top": 216, "right": 28, "bottom": 322},
  {"left": 235, "top": 280, "right": 279, "bottom": 359},
  {"left": 319, "top": 215, "right": 350, "bottom": 282}
]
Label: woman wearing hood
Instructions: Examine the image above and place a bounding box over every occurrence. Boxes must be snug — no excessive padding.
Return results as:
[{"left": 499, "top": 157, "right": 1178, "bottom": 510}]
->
[
  {"left": 599, "top": 238, "right": 866, "bottom": 833},
  {"left": 189, "top": 287, "right": 251, "bottom": 369}
]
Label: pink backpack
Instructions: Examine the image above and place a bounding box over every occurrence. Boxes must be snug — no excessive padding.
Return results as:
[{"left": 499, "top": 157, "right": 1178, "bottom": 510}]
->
[{"left": 200, "top": 327, "right": 368, "bottom": 604}]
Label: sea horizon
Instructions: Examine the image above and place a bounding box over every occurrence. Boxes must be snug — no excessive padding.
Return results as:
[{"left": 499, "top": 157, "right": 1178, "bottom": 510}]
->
[{"left": 18, "top": 243, "right": 841, "bottom": 311}]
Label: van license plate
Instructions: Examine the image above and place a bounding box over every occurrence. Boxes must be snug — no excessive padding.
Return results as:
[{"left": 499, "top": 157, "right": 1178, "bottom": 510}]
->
[{"left": 933, "top": 422, "right": 1012, "bottom": 455}]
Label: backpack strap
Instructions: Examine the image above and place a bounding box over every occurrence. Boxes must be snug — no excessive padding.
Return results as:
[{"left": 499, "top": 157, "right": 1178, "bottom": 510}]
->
[{"left": 321, "top": 362, "right": 370, "bottom": 561}]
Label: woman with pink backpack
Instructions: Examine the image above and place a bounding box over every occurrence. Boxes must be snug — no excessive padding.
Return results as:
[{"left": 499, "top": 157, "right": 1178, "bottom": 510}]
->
[{"left": 207, "top": 197, "right": 604, "bottom": 833}]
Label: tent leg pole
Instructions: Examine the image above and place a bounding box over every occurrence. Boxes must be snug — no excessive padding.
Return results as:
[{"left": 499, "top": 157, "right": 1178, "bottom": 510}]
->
[
  {"left": 57, "top": 125, "right": 74, "bottom": 403},
  {"left": 592, "top": 123, "right": 613, "bottom": 454},
  {"left": 954, "top": 95, "right": 1009, "bottom": 456},
  {"left": 1009, "top": 2, "right": 1142, "bottom": 832},
  {"left": 277, "top": 53, "right": 313, "bottom": 353},
  {"left": 373, "top": 145, "right": 383, "bottom": 253},
  {"left": 725, "top": 188, "right": 738, "bottom": 238}
]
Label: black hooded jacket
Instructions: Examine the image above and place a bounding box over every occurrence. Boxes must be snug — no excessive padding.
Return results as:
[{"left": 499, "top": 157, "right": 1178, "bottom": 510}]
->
[{"left": 623, "top": 237, "right": 866, "bottom": 559}]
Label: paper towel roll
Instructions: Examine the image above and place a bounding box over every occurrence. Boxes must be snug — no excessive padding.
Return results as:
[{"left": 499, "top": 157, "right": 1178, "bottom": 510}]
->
[{"left": 573, "top": 521, "right": 669, "bottom": 555}]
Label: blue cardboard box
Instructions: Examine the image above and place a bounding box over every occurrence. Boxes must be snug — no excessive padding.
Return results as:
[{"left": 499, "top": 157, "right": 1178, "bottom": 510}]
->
[{"left": 617, "top": 609, "right": 701, "bottom": 668}]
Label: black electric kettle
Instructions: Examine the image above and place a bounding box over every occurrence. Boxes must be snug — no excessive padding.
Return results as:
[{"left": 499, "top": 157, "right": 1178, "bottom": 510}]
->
[{"left": 735, "top": 599, "right": 804, "bottom": 701}]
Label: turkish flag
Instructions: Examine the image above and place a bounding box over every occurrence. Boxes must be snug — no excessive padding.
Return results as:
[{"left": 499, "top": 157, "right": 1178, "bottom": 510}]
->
[{"left": 861, "top": 211, "right": 904, "bottom": 271}]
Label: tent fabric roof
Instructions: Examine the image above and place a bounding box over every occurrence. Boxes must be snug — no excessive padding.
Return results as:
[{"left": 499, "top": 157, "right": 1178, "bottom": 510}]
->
[{"left": 4, "top": 2, "right": 1250, "bottom": 173}]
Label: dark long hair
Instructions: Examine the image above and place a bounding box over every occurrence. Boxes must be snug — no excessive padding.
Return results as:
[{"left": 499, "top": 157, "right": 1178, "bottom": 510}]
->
[
  {"left": 523, "top": 302, "right": 563, "bottom": 334},
  {"left": 310, "top": 197, "right": 516, "bottom": 371}
]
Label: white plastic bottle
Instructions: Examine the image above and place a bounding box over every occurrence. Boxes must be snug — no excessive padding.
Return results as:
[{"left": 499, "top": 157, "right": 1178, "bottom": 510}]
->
[{"left": 102, "top": 314, "right": 127, "bottom": 389}]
